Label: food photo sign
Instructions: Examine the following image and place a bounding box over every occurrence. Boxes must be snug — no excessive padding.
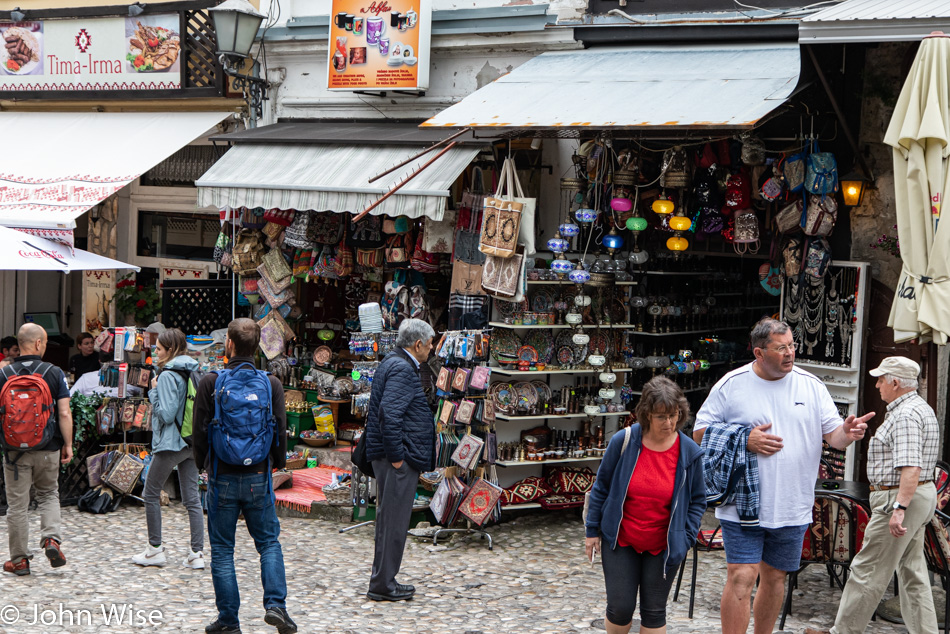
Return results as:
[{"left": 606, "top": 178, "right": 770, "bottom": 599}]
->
[
  {"left": 327, "top": 0, "right": 432, "bottom": 91},
  {"left": 0, "top": 14, "right": 181, "bottom": 92}
]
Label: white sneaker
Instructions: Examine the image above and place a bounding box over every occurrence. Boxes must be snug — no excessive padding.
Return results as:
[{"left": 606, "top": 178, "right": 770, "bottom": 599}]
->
[
  {"left": 132, "top": 544, "right": 166, "bottom": 567},
  {"left": 183, "top": 550, "right": 205, "bottom": 569}
]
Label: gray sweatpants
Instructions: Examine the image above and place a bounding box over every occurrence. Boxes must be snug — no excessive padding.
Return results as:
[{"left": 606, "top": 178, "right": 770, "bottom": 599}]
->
[
  {"left": 4, "top": 450, "right": 61, "bottom": 563},
  {"left": 143, "top": 446, "right": 204, "bottom": 553}
]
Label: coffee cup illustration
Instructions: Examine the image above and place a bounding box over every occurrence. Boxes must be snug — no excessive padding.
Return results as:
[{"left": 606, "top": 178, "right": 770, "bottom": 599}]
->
[
  {"left": 344, "top": 14, "right": 354, "bottom": 31},
  {"left": 390, "top": 12, "right": 402, "bottom": 28},
  {"left": 366, "top": 17, "right": 385, "bottom": 45},
  {"left": 398, "top": 15, "right": 408, "bottom": 31},
  {"left": 407, "top": 9, "right": 418, "bottom": 28},
  {"left": 353, "top": 17, "right": 364, "bottom": 35},
  {"left": 378, "top": 37, "right": 390, "bottom": 56},
  {"left": 335, "top": 12, "right": 347, "bottom": 28}
]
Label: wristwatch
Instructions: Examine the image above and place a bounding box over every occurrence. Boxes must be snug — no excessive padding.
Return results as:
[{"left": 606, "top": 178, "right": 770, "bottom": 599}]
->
[{"left": 893, "top": 501, "right": 908, "bottom": 511}]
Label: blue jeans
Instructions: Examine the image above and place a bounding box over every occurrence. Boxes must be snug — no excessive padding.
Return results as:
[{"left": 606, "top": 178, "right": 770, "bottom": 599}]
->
[{"left": 207, "top": 472, "right": 287, "bottom": 626}]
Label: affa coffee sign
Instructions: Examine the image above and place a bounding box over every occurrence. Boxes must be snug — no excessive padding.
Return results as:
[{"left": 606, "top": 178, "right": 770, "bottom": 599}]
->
[
  {"left": 0, "top": 14, "right": 182, "bottom": 92},
  {"left": 327, "top": 0, "right": 431, "bottom": 91}
]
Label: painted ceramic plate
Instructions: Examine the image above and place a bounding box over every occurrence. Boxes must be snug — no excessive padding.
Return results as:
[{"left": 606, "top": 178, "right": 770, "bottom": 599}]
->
[
  {"left": 556, "top": 346, "right": 574, "bottom": 366},
  {"left": 514, "top": 381, "right": 538, "bottom": 406},
  {"left": 531, "top": 380, "right": 553, "bottom": 402},
  {"left": 517, "top": 345, "right": 539, "bottom": 363},
  {"left": 531, "top": 288, "right": 555, "bottom": 313},
  {"left": 588, "top": 333, "right": 610, "bottom": 356},
  {"left": 523, "top": 329, "right": 554, "bottom": 364},
  {"left": 490, "top": 329, "right": 522, "bottom": 365}
]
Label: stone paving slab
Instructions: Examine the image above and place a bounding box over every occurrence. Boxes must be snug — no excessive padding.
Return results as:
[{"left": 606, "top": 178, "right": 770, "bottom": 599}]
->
[{"left": 0, "top": 503, "right": 914, "bottom": 633}]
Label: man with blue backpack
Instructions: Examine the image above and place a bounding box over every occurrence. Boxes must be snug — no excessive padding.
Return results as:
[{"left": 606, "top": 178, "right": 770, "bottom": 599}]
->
[{"left": 192, "top": 318, "right": 296, "bottom": 634}]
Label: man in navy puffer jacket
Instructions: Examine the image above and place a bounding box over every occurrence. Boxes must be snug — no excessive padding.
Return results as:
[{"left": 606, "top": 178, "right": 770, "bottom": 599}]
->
[{"left": 364, "top": 319, "right": 436, "bottom": 602}]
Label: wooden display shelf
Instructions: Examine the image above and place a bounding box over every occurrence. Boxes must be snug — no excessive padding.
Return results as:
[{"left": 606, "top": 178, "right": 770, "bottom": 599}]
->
[
  {"left": 501, "top": 502, "right": 541, "bottom": 510},
  {"left": 526, "top": 280, "right": 637, "bottom": 286},
  {"left": 489, "top": 322, "right": 635, "bottom": 330},
  {"left": 495, "top": 411, "right": 630, "bottom": 421},
  {"left": 629, "top": 386, "right": 711, "bottom": 396},
  {"left": 627, "top": 326, "right": 749, "bottom": 336},
  {"left": 496, "top": 456, "right": 605, "bottom": 468},
  {"left": 490, "top": 367, "right": 632, "bottom": 376}
]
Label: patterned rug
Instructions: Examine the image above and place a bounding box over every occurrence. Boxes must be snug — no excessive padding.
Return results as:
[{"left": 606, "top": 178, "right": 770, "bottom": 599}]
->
[{"left": 274, "top": 465, "right": 350, "bottom": 513}]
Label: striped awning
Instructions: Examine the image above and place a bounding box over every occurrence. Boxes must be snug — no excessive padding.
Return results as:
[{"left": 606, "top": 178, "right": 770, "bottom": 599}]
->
[{"left": 196, "top": 143, "right": 481, "bottom": 221}]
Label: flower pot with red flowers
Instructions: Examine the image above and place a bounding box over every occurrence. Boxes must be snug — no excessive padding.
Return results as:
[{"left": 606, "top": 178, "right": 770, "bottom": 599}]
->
[{"left": 114, "top": 275, "right": 162, "bottom": 326}]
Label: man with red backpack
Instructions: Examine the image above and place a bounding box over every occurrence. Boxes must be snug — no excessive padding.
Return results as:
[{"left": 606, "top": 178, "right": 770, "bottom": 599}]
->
[
  {"left": 1, "top": 323, "right": 73, "bottom": 576},
  {"left": 192, "top": 318, "right": 296, "bottom": 634}
]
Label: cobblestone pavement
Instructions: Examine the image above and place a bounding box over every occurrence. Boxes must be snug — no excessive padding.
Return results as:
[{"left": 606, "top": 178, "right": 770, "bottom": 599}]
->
[{"left": 0, "top": 504, "right": 915, "bottom": 633}]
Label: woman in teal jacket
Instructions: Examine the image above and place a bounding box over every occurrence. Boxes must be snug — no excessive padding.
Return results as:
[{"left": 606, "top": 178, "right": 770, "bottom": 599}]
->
[
  {"left": 585, "top": 376, "right": 706, "bottom": 634},
  {"left": 132, "top": 328, "right": 205, "bottom": 569}
]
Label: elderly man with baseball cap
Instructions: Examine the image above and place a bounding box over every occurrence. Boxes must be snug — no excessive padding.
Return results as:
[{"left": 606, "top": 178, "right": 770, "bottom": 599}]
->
[{"left": 806, "top": 356, "right": 939, "bottom": 634}]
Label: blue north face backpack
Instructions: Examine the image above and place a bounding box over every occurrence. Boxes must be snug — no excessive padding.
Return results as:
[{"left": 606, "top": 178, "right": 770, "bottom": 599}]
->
[{"left": 209, "top": 364, "right": 275, "bottom": 470}]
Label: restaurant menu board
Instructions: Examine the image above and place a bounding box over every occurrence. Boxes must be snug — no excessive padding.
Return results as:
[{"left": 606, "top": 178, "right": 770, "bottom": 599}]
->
[
  {"left": 327, "top": 0, "right": 431, "bottom": 91},
  {"left": 0, "top": 14, "right": 181, "bottom": 92}
]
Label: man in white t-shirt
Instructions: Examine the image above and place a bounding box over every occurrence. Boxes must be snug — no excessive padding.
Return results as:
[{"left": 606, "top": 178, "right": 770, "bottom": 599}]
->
[{"left": 693, "top": 318, "right": 874, "bottom": 634}]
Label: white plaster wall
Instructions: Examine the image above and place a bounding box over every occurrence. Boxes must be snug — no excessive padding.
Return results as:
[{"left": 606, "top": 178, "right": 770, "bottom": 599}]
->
[{"left": 265, "top": 0, "right": 588, "bottom": 26}]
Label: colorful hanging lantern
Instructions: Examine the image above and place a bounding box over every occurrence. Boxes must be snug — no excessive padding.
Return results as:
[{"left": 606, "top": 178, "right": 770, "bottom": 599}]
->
[
  {"left": 610, "top": 197, "right": 633, "bottom": 213},
  {"left": 546, "top": 231, "right": 569, "bottom": 254},
  {"left": 602, "top": 227, "right": 624, "bottom": 255},
  {"left": 625, "top": 216, "right": 648, "bottom": 232},
  {"left": 569, "top": 262, "right": 591, "bottom": 285},
  {"left": 550, "top": 253, "right": 573, "bottom": 278},
  {"left": 575, "top": 207, "right": 598, "bottom": 224},
  {"left": 652, "top": 194, "right": 674, "bottom": 215},
  {"left": 666, "top": 236, "right": 689, "bottom": 251},
  {"left": 559, "top": 222, "right": 580, "bottom": 238},
  {"left": 669, "top": 215, "right": 692, "bottom": 232}
]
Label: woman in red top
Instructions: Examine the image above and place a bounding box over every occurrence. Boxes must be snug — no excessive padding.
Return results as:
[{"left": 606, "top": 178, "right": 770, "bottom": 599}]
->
[{"left": 584, "top": 377, "right": 706, "bottom": 634}]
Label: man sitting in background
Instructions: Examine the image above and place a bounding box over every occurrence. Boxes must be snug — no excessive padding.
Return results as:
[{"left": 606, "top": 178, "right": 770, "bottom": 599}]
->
[{"left": 0, "top": 336, "right": 19, "bottom": 368}]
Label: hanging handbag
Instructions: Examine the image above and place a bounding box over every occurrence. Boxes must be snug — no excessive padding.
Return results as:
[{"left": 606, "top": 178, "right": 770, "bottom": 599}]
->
[
  {"left": 263, "top": 208, "right": 295, "bottom": 226},
  {"left": 805, "top": 140, "right": 838, "bottom": 195},
  {"left": 411, "top": 231, "right": 439, "bottom": 274},
  {"left": 347, "top": 213, "right": 385, "bottom": 248},
  {"left": 782, "top": 235, "right": 805, "bottom": 278},
  {"left": 423, "top": 209, "right": 457, "bottom": 254},
  {"left": 311, "top": 245, "right": 339, "bottom": 280},
  {"left": 781, "top": 152, "right": 807, "bottom": 194},
  {"left": 776, "top": 199, "right": 805, "bottom": 234},
  {"left": 759, "top": 239, "right": 784, "bottom": 297},
  {"left": 230, "top": 229, "right": 266, "bottom": 275},
  {"left": 213, "top": 228, "right": 233, "bottom": 268},
  {"left": 740, "top": 132, "right": 767, "bottom": 166},
  {"left": 481, "top": 248, "right": 526, "bottom": 300},
  {"left": 261, "top": 247, "right": 292, "bottom": 284},
  {"left": 732, "top": 209, "right": 760, "bottom": 255},
  {"left": 385, "top": 232, "right": 412, "bottom": 268},
  {"left": 258, "top": 310, "right": 294, "bottom": 360},
  {"left": 450, "top": 260, "right": 486, "bottom": 296},
  {"left": 333, "top": 224, "right": 354, "bottom": 278},
  {"left": 803, "top": 237, "right": 832, "bottom": 278},
  {"left": 356, "top": 247, "right": 383, "bottom": 269},
  {"left": 284, "top": 210, "right": 313, "bottom": 249},
  {"left": 460, "top": 166, "right": 486, "bottom": 213},
  {"left": 802, "top": 195, "right": 838, "bottom": 237},
  {"left": 479, "top": 157, "right": 536, "bottom": 257}
]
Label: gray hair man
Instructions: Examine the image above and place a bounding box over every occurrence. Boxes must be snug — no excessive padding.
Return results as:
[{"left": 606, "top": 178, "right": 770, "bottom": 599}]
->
[
  {"left": 694, "top": 318, "right": 874, "bottom": 634},
  {"left": 364, "top": 319, "right": 435, "bottom": 602},
  {"left": 806, "top": 356, "right": 939, "bottom": 634}
]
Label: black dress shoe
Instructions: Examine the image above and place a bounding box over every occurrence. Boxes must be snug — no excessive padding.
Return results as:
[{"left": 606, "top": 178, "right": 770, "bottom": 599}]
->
[
  {"left": 264, "top": 607, "right": 298, "bottom": 634},
  {"left": 395, "top": 583, "right": 415, "bottom": 595},
  {"left": 205, "top": 619, "right": 242, "bottom": 633},
  {"left": 366, "top": 588, "right": 414, "bottom": 602}
]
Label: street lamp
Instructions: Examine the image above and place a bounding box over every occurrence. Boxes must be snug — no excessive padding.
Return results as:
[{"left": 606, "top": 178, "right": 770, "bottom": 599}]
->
[
  {"left": 209, "top": 0, "right": 268, "bottom": 118},
  {"left": 840, "top": 171, "right": 870, "bottom": 207}
]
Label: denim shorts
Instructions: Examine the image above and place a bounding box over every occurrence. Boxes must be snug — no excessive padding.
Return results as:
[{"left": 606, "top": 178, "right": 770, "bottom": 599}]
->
[{"left": 719, "top": 520, "right": 809, "bottom": 572}]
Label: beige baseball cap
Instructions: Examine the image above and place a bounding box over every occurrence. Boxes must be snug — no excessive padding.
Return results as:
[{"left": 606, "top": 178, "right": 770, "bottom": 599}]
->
[{"left": 869, "top": 356, "right": 920, "bottom": 380}]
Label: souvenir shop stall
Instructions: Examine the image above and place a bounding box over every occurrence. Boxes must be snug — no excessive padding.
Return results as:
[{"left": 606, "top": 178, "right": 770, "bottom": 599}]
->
[{"left": 69, "top": 326, "right": 231, "bottom": 514}]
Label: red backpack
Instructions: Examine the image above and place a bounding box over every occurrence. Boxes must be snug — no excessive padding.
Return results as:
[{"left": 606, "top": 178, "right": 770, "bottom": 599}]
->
[{"left": 0, "top": 362, "right": 56, "bottom": 454}]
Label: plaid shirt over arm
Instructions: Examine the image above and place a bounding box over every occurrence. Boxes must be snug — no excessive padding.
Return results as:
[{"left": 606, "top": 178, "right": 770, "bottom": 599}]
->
[{"left": 867, "top": 391, "right": 940, "bottom": 487}]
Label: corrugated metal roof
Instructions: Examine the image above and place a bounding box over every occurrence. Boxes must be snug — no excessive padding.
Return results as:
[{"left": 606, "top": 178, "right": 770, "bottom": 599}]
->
[
  {"left": 800, "top": 0, "right": 950, "bottom": 42},
  {"left": 421, "top": 43, "right": 800, "bottom": 131},
  {"left": 802, "top": 0, "right": 950, "bottom": 22},
  {"left": 211, "top": 121, "right": 483, "bottom": 146}
]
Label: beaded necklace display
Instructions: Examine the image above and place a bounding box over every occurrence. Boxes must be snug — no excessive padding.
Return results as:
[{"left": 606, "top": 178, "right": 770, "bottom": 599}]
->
[
  {"left": 824, "top": 270, "right": 842, "bottom": 358},
  {"left": 803, "top": 275, "right": 825, "bottom": 355},
  {"left": 784, "top": 276, "right": 804, "bottom": 352},
  {"left": 838, "top": 267, "right": 857, "bottom": 365}
]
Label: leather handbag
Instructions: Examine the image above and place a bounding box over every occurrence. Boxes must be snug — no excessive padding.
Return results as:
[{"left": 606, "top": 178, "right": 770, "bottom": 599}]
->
[{"left": 450, "top": 260, "right": 485, "bottom": 296}]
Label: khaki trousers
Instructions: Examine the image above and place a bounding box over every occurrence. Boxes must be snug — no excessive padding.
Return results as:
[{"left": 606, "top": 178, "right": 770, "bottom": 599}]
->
[
  {"left": 3, "top": 450, "right": 62, "bottom": 563},
  {"left": 831, "top": 482, "right": 938, "bottom": 634}
]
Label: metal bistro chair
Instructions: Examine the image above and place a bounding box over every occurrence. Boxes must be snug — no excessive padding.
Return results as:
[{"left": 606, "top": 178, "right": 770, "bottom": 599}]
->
[
  {"left": 673, "top": 525, "right": 724, "bottom": 618},
  {"left": 778, "top": 492, "right": 869, "bottom": 630},
  {"left": 922, "top": 509, "right": 950, "bottom": 632},
  {"left": 935, "top": 461, "right": 950, "bottom": 511}
]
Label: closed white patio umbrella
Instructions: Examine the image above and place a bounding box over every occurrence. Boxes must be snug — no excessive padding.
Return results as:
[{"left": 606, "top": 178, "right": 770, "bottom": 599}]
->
[
  {"left": 0, "top": 226, "right": 139, "bottom": 273},
  {"left": 885, "top": 32, "right": 950, "bottom": 344}
]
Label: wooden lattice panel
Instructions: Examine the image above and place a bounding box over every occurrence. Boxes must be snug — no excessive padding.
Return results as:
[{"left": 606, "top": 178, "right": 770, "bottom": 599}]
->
[
  {"left": 184, "top": 9, "right": 222, "bottom": 91},
  {"left": 162, "top": 280, "right": 243, "bottom": 334}
]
